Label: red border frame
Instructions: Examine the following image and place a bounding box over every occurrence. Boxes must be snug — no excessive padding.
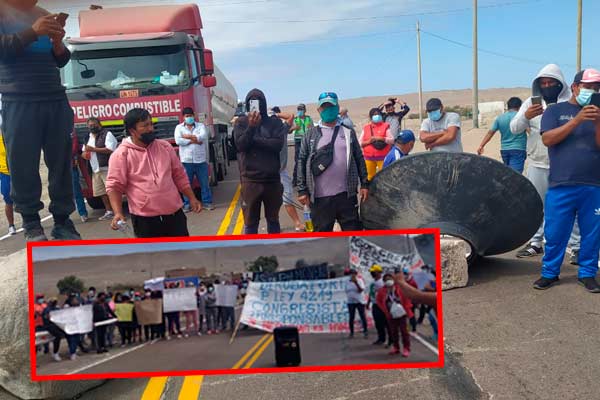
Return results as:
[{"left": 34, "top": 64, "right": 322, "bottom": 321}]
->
[{"left": 27, "top": 228, "right": 444, "bottom": 381}]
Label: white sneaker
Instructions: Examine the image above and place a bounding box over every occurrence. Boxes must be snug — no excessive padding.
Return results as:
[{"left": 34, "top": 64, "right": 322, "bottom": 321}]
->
[
  {"left": 177, "top": 334, "right": 182, "bottom": 339},
  {"left": 52, "top": 353, "right": 62, "bottom": 362},
  {"left": 184, "top": 333, "right": 189, "bottom": 338},
  {"left": 70, "top": 353, "right": 77, "bottom": 361},
  {"left": 197, "top": 332, "right": 202, "bottom": 337},
  {"left": 99, "top": 211, "right": 114, "bottom": 221},
  {"left": 80, "top": 215, "right": 88, "bottom": 223},
  {"left": 8, "top": 225, "right": 17, "bottom": 235}
]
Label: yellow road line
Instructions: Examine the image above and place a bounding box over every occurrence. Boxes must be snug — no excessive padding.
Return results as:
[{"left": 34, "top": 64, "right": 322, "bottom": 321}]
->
[
  {"left": 242, "top": 335, "right": 274, "bottom": 369},
  {"left": 232, "top": 208, "right": 245, "bottom": 235},
  {"left": 141, "top": 377, "right": 169, "bottom": 400},
  {"left": 178, "top": 376, "right": 204, "bottom": 400},
  {"left": 231, "top": 333, "right": 270, "bottom": 369},
  {"left": 217, "top": 185, "right": 241, "bottom": 235}
]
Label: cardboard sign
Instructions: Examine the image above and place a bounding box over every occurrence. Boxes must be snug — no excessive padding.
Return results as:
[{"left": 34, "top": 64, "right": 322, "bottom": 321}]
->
[{"left": 135, "top": 299, "right": 163, "bottom": 325}]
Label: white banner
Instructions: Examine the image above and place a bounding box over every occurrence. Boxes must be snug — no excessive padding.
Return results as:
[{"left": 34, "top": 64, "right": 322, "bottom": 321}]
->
[
  {"left": 163, "top": 288, "right": 197, "bottom": 313},
  {"left": 144, "top": 277, "right": 165, "bottom": 292},
  {"left": 240, "top": 278, "right": 373, "bottom": 334},
  {"left": 49, "top": 305, "right": 94, "bottom": 335},
  {"left": 215, "top": 284, "right": 238, "bottom": 307},
  {"left": 348, "top": 236, "right": 425, "bottom": 275}
]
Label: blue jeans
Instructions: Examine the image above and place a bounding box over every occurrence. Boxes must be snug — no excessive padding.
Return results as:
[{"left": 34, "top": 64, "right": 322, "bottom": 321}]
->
[
  {"left": 542, "top": 186, "right": 600, "bottom": 279},
  {"left": 182, "top": 162, "right": 212, "bottom": 206},
  {"left": 71, "top": 167, "right": 87, "bottom": 217},
  {"left": 500, "top": 149, "right": 526, "bottom": 174},
  {"left": 66, "top": 334, "right": 80, "bottom": 355}
]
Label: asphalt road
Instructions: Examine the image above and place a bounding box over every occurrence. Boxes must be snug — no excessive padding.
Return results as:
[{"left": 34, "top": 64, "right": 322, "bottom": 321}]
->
[{"left": 2, "top": 145, "right": 599, "bottom": 400}]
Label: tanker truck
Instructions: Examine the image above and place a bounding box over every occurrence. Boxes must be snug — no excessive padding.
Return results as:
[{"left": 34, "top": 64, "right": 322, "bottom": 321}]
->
[{"left": 59, "top": 4, "right": 238, "bottom": 209}]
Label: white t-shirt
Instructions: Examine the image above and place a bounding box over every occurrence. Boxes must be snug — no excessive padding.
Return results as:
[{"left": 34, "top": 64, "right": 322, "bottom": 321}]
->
[
  {"left": 420, "top": 112, "right": 463, "bottom": 153},
  {"left": 345, "top": 277, "right": 367, "bottom": 305},
  {"left": 174, "top": 122, "right": 209, "bottom": 164},
  {"left": 84, "top": 131, "right": 117, "bottom": 173}
]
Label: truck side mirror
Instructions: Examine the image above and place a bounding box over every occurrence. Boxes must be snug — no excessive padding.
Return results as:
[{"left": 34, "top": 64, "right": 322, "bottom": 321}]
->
[
  {"left": 201, "top": 76, "right": 217, "bottom": 88},
  {"left": 199, "top": 49, "right": 214, "bottom": 76},
  {"left": 81, "top": 70, "right": 95, "bottom": 79}
]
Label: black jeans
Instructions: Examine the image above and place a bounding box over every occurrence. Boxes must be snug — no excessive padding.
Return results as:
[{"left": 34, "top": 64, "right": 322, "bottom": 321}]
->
[
  {"left": 1, "top": 99, "right": 75, "bottom": 221},
  {"left": 95, "top": 325, "right": 107, "bottom": 351},
  {"left": 292, "top": 139, "right": 302, "bottom": 186},
  {"left": 130, "top": 209, "right": 189, "bottom": 238},
  {"left": 240, "top": 181, "right": 283, "bottom": 234},
  {"left": 372, "top": 304, "right": 388, "bottom": 343},
  {"left": 312, "top": 192, "right": 362, "bottom": 232},
  {"left": 348, "top": 303, "right": 368, "bottom": 335}
]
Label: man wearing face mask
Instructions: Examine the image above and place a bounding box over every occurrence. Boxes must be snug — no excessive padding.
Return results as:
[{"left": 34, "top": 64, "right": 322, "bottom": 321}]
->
[
  {"left": 510, "top": 64, "right": 581, "bottom": 263},
  {"left": 419, "top": 98, "right": 463, "bottom": 152},
  {"left": 534, "top": 69, "right": 600, "bottom": 293},
  {"left": 174, "top": 107, "right": 214, "bottom": 212},
  {"left": 360, "top": 108, "right": 394, "bottom": 181},
  {"left": 292, "top": 104, "right": 314, "bottom": 186},
  {"left": 82, "top": 117, "right": 117, "bottom": 222},
  {"left": 106, "top": 108, "right": 202, "bottom": 238},
  {"left": 297, "top": 92, "right": 369, "bottom": 232},
  {"left": 234, "top": 89, "right": 287, "bottom": 234},
  {"left": 0, "top": 0, "right": 80, "bottom": 241}
]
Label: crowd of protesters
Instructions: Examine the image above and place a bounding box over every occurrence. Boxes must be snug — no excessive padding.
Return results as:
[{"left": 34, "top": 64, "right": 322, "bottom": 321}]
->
[{"left": 34, "top": 278, "right": 251, "bottom": 362}]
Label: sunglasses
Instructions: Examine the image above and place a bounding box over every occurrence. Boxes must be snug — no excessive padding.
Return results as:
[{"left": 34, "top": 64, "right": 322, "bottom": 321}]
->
[{"left": 318, "top": 92, "right": 338, "bottom": 101}]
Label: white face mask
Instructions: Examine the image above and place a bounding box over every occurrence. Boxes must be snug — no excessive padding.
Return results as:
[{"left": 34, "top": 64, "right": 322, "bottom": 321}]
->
[{"left": 385, "top": 280, "right": 394, "bottom": 287}]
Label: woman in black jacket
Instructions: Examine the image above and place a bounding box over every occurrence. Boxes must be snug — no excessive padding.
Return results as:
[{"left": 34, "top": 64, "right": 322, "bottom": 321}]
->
[{"left": 93, "top": 292, "right": 116, "bottom": 354}]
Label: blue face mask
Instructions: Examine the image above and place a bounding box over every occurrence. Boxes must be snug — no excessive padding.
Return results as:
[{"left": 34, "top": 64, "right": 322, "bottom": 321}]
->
[
  {"left": 185, "top": 116, "right": 195, "bottom": 125},
  {"left": 320, "top": 105, "right": 340, "bottom": 123},
  {"left": 428, "top": 109, "right": 442, "bottom": 121},
  {"left": 297, "top": 111, "right": 305, "bottom": 117},
  {"left": 576, "top": 88, "right": 596, "bottom": 107},
  {"left": 372, "top": 115, "right": 383, "bottom": 124}
]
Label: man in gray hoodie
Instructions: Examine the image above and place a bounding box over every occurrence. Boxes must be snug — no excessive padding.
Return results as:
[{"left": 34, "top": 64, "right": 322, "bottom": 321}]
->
[{"left": 510, "top": 64, "right": 580, "bottom": 263}]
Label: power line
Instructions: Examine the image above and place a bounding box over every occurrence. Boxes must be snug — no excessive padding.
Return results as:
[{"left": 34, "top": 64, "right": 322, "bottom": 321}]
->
[
  {"left": 204, "top": 0, "right": 543, "bottom": 24},
  {"left": 420, "top": 29, "right": 576, "bottom": 68}
]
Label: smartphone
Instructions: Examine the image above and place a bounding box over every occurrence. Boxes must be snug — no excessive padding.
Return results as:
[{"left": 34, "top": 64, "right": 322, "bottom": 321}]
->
[
  {"left": 590, "top": 93, "right": 600, "bottom": 108},
  {"left": 55, "top": 13, "right": 69, "bottom": 25},
  {"left": 249, "top": 99, "right": 260, "bottom": 114},
  {"left": 531, "top": 96, "right": 542, "bottom": 106}
]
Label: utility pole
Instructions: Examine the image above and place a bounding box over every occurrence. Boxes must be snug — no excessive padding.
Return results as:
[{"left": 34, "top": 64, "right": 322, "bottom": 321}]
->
[
  {"left": 416, "top": 20, "right": 423, "bottom": 125},
  {"left": 472, "top": 0, "right": 479, "bottom": 128},
  {"left": 577, "top": 0, "right": 582, "bottom": 71}
]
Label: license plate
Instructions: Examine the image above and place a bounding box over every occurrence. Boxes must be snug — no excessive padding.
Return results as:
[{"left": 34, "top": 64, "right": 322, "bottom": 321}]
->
[{"left": 119, "top": 90, "right": 139, "bottom": 98}]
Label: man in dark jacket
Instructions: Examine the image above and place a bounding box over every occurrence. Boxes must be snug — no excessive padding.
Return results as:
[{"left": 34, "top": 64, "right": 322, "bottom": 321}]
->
[
  {"left": 234, "top": 89, "right": 287, "bottom": 234},
  {"left": 92, "top": 292, "right": 116, "bottom": 354},
  {"left": 0, "top": 0, "right": 81, "bottom": 241},
  {"left": 297, "top": 92, "right": 369, "bottom": 232}
]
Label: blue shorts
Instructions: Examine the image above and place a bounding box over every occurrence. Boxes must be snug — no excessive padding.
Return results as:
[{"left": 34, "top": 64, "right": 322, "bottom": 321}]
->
[{"left": 0, "top": 173, "right": 12, "bottom": 205}]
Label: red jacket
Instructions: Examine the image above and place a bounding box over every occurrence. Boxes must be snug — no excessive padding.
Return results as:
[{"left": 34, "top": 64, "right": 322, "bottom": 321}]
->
[
  {"left": 360, "top": 122, "right": 393, "bottom": 161},
  {"left": 376, "top": 285, "right": 414, "bottom": 320}
]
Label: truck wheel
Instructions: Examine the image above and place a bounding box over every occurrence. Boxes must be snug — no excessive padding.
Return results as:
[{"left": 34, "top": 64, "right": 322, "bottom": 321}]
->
[{"left": 86, "top": 197, "right": 105, "bottom": 210}]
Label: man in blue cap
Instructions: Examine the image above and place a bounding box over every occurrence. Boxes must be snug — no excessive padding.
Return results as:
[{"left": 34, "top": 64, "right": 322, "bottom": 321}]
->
[{"left": 383, "top": 130, "right": 415, "bottom": 168}]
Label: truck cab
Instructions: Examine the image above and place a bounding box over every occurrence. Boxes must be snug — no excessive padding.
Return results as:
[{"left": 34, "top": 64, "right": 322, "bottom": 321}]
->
[{"left": 61, "top": 4, "right": 237, "bottom": 208}]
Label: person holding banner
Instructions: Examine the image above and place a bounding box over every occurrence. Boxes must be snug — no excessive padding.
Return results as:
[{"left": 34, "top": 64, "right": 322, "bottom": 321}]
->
[
  {"left": 368, "top": 264, "right": 389, "bottom": 346},
  {"left": 183, "top": 283, "right": 200, "bottom": 337},
  {"left": 42, "top": 299, "right": 64, "bottom": 362},
  {"left": 205, "top": 284, "right": 219, "bottom": 334},
  {"left": 62, "top": 295, "right": 84, "bottom": 361},
  {"left": 376, "top": 274, "right": 413, "bottom": 357},
  {"left": 93, "top": 292, "right": 117, "bottom": 354},
  {"left": 345, "top": 269, "right": 369, "bottom": 338},
  {"left": 197, "top": 284, "right": 208, "bottom": 335}
]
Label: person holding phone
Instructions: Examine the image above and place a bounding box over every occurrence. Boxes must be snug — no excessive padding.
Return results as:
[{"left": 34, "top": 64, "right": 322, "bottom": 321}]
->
[
  {"left": 0, "top": 1, "right": 82, "bottom": 241},
  {"left": 510, "top": 64, "right": 581, "bottom": 263},
  {"left": 233, "top": 89, "right": 287, "bottom": 234},
  {"left": 534, "top": 69, "right": 600, "bottom": 293}
]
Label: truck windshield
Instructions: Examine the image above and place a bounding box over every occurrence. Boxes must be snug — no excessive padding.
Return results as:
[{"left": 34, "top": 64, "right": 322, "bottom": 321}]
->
[{"left": 63, "top": 45, "right": 190, "bottom": 91}]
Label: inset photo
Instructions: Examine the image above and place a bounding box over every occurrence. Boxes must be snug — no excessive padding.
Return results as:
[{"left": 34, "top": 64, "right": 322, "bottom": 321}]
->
[{"left": 28, "top": 230, "right": 442, "bottom": 380}]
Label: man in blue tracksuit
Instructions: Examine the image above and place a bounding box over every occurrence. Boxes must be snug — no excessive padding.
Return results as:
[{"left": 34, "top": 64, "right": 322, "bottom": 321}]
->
[
  {"left": 534, "top": 69, "right": 600, "bottom": 293},
  {"left": 383, "top": 130, "right": 415, "bottom": 168}
]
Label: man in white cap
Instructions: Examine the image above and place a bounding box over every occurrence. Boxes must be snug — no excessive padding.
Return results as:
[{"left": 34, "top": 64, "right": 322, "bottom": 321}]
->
[{"left": 533, "top": 68, "right": 600, "bottom": 293}]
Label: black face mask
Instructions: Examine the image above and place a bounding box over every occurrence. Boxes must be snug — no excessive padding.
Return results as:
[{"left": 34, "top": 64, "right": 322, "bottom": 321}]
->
[
  {"left": 139, "top": 132, "right": 156, "bottom": 145},
  {"left": 90, "top": 126, "right": 101, "bottom": 134},
  {"left": 540, "top": 84, "right": 563, "bottom": 104}
]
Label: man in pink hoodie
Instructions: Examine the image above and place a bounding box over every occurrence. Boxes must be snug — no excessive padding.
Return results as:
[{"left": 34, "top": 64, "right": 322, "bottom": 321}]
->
[{"left": 106, "top": 108, "right": 202, "bottom": 238}]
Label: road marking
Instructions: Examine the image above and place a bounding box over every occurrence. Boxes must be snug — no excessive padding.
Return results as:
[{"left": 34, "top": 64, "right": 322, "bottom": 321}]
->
[
  {"left": 66, "top": 342, "right": 150, "bottom": 375},
  {"left": 141, "top": 377, "right": 170, "bottom": 400},
  {"left": 231, "top": 334, "right": 270, "bottom": 369},
  {"left": 409, "top": 332, "right": 439, "bottom": 356},
  {"left": 0, "top": 214, "right": 52, "bottom": 241},
  {"left": 216, "top": 185, "right": 241, "bottom": 235},
  {"left": 242, "top": 335, "right": 273, "bottom": 369},
  {"left": 178, "top": 376, "right": 204, "bottom": 400},
  {"left": 232, "top": 208, "right": 244, "bottom": 235}
]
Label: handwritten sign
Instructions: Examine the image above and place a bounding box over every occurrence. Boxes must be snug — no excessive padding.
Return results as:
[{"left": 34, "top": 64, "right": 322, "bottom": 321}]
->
[
  {"left": 253, "top": 264, "right": 329, "bottom": 283},
  {"left": 349, "top": 236, "right": 425, "bottom": 275},
  {"left": 49, "top": 305, "right": 94, "bottom": 335},
  {"left": 163, "top": 288, "right": 197, "bottom": 313},
  {"left": 214, "top": 284, "right": 238, "bottom": 307},
  {"left": 240, "top": 278, "right": 373, "bottom": 333}
]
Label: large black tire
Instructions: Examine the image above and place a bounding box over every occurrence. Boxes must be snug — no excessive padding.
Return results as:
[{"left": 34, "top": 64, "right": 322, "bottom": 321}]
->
[{"left": 86, "top": 196, "right": 105, "bottom": 210}]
